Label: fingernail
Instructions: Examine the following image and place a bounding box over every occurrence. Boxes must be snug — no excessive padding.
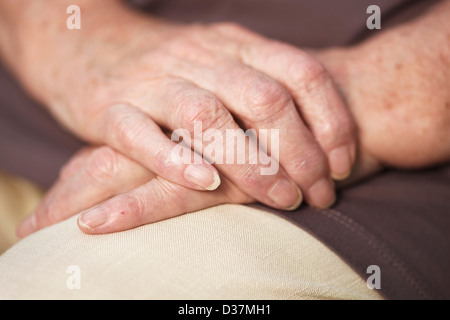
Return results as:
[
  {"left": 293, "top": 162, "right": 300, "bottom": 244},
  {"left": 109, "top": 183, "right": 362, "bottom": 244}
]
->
[
  {"left": 307, "top": 178, "right": 336, "bottom": 209},
  {"left": 329, "top": 146, "right": 352, "bottom": 180},
  {"left": 268, "top": 179, "right": 303, "bottom": 210},
  {"left": 78, "top": 207, "right": 109, "bottom": 230},
  {"left": 184, "top": 164, "right": 221, "bottom": 191},
  {"left": 17, "top": 213, "right": 36, "bottom": 238}
]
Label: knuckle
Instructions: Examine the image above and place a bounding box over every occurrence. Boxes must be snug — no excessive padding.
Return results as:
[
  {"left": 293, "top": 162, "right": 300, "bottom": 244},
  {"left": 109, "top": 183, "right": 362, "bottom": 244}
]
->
[
  {"left": 242, "top": 75, "right": 292, "bottom": 122},
  {"left": 290, "top": 149, "right": 329, "bottom": 181},
  {"left": 59, "top": 147, "right": 91, "bottom": 180},
  {"left": 155, "top": 179, "right": 189, "bottom": 212},
  {"left": 164, "top": 31, "right": 209, "bottom": 60},
  {"left": 122, "top": 193, "right": 145, "bottom": 220},
  {"left": 150, "top": 144, "right": 173, "bottom": 172},
  {"left": 45, "top": 201, "right": 65, "bottom": 225},
  {"left": 295, "top": 58, "right": 328, "bottom": 91},
  {"left": 108, "top": 109, "right": 147, "bottom": 152},
  {"left": 236, "top": 165, "right": 261, "bottom": 187},
  {"left": 177, "top": 93, "right": 234, "bottom": 132},
  {"left": 84, "top": 147, "right": 120, "bottom": 187},
  {"left": 317, "top": 116, "right": 355, "bottom": 147},
  {"left": 58, "top": 148, "right": 93, "bottom": 180}
]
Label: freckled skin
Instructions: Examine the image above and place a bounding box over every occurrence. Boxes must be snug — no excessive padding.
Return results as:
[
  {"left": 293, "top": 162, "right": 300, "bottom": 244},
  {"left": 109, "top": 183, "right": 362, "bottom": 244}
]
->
[{"left": 316, "top": 2, "right": 450, "bottom": 171}]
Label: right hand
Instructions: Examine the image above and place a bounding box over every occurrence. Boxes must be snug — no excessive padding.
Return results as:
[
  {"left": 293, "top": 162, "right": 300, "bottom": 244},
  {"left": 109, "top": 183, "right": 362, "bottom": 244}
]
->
[{"left": 20, "top": 1, "right": 356, "bottom": 210}]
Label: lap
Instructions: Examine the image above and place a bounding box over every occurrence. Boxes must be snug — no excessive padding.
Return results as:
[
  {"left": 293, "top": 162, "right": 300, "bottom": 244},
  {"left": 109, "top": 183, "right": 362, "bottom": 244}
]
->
[{"left": 0, "top": 203, "right": 381, "bottom": 300}]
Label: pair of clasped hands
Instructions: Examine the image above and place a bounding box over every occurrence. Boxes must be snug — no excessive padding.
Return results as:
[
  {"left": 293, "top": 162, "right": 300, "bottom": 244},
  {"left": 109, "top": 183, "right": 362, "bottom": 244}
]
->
[{"left": 15, "top": 1, "right": 450, "bottom": 237}]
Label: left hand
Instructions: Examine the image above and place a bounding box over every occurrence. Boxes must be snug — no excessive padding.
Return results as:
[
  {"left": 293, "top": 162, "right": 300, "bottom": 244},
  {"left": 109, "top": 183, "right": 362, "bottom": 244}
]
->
[{"left": 17, "top": 146, "right": 253, "bottom": 236}]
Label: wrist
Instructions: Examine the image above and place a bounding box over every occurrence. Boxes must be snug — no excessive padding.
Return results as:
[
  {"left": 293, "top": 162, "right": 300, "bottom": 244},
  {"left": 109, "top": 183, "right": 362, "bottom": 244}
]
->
[{"left": 316, "top": 0, "right": 450, "bottom": 172}]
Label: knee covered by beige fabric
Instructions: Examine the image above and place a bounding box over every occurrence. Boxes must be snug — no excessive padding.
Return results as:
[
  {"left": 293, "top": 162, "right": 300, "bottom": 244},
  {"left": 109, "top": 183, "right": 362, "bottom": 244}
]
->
[
  {"left": 0, "top": 202, "right": 382, "bottom": 300},
  {"left": 0, "top": 172, "right": 44, "bottom": 254}
]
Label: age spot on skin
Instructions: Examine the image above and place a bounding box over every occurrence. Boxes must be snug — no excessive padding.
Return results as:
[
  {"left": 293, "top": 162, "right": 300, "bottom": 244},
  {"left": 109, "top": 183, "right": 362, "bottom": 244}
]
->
[{"left": 382, "top": 96, "right": 393, "bottom": 111}]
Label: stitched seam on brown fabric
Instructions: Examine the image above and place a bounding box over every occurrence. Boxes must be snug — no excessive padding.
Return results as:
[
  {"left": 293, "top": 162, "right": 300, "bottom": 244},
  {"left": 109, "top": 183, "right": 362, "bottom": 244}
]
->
[{"left": 312, "top": 207, "right": 434, "bottom": 299}]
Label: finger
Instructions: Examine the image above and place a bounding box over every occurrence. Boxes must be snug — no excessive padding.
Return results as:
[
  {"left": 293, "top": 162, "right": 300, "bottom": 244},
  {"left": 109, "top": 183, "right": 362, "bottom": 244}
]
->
[
  {"left": 77, "top": 175, "right": 253, "bottom": 234},
  {"left": 16, "top": 147, "right": 99, "bottom": 238},
  {"left": 86, "top": 104, "right": 221, "bottom": 191},
  {"left": 58, "top": 147, "right": 96, "bottom": 182},
  {"left": 16, "top": 146, "right": 154, "bottom": 238},
  {"left": 140, "top": 79, "right": 303, "bottom": 211},
  {"left": 167, "top": 57, "right": 335, "bottom": 208},
  {"left": 228, "top": 27, "right": 356, "bottom": 180}
]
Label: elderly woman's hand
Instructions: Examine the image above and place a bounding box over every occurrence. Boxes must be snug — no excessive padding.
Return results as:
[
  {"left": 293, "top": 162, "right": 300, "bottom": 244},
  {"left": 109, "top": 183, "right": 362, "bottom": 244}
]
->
[
  {"left": 15, "top": 0, "right": 450, "bottom": 237},
  {"left": 2, "top": 0, "right": 356, "bottom": 217}
]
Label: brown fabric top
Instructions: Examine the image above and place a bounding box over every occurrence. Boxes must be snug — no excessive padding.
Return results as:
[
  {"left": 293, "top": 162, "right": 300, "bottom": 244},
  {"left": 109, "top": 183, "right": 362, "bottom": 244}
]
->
[{"left": 255, "top": 165, "right": 450, "bottom": 299}]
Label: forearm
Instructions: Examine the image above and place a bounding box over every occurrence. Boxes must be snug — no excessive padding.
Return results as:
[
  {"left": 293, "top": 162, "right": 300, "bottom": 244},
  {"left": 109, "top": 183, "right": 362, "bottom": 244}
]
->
[
  {"left": 359, "top": 0, "right": 450, "bottom": 72},
  {"left": 0, "top": 0, "right": 167, "bottom": 108},
  {"left": 0, "top": 1, "right": 106, "bottom": 84}
]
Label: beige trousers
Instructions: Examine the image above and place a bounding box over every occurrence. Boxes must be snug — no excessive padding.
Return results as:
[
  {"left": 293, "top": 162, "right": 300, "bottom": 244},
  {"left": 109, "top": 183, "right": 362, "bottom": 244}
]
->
[{"left": 0, "top": 172, "right": 382, "bottom": 300}]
